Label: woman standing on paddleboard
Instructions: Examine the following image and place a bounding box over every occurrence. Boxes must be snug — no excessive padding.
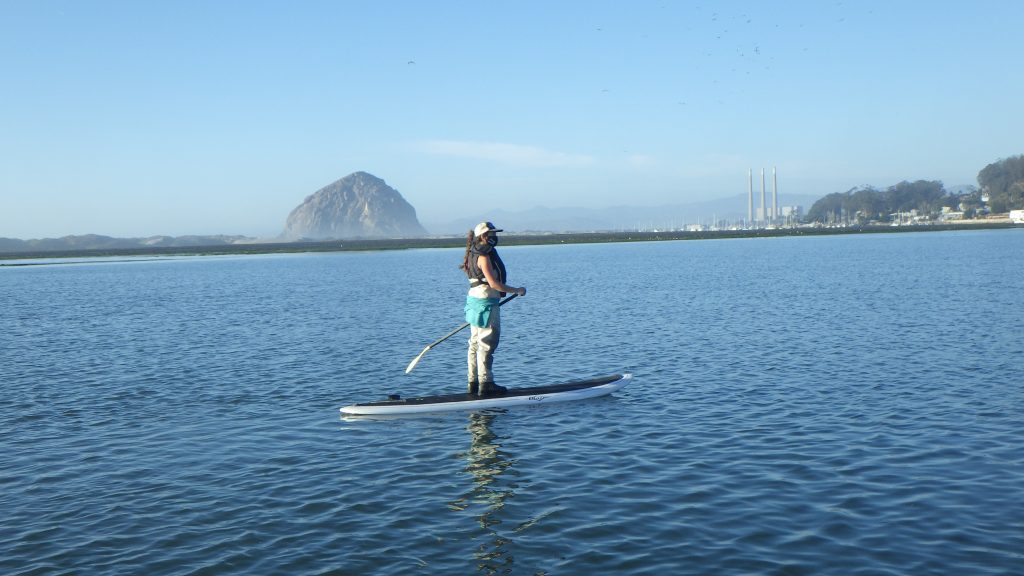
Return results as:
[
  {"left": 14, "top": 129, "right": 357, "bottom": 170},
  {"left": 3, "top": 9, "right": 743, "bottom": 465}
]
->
[{"left": 461, "top": 222, "right": 526, "bottom": 397}]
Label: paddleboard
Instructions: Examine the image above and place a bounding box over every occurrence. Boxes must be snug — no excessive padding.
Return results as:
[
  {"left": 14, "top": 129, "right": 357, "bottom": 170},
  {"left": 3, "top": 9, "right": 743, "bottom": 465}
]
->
[{"left": 340, "top": 373, "right": 632, "bottom": 416}]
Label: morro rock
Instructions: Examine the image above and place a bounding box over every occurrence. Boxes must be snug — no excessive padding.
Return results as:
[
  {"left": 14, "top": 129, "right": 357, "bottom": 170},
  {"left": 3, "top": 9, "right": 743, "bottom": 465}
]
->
[{"left": 282, "top": 172, "right": 428, "bottom": 239}]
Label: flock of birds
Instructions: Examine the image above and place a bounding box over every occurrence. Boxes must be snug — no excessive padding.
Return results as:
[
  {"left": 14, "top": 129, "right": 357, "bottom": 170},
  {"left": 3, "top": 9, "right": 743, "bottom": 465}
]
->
[{"left": 399, "top": 5, "right": 856, "bottom": 109}]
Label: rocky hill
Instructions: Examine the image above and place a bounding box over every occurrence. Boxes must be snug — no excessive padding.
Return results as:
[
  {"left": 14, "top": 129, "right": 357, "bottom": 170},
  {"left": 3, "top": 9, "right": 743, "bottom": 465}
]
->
[{"left": 282, "top": 172, "right": 428, "bottom": 239}]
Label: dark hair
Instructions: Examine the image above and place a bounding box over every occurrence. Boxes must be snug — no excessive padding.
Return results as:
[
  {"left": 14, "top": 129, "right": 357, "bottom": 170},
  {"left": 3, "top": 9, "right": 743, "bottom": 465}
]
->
[{"left": 459, "top": 230, "right": 475, "bottom": 277}]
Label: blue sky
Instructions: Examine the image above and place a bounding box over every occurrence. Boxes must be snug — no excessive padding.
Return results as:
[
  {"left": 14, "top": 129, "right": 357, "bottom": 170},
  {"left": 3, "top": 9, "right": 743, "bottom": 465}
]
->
[{"left": 2, "top": 1, "right": 1022, "bottom": 238}]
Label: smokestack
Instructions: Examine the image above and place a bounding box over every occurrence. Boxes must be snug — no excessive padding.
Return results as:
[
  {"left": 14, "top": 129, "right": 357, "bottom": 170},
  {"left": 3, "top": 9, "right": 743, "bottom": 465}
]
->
[
  {"left": 747, "top": 169, "right": 753, "bottom": 225},
  {"left": 772, "top": 166, "right": 778, "bottom": 222},
  {"left": 760, "top": 168, "right": 766, "bottom": 226}
]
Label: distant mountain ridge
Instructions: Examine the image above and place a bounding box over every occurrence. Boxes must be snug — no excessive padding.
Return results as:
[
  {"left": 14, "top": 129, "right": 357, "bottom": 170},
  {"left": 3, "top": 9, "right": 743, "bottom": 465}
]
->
[
  {"left": 424, "top": 193, "right": 823, "bottom": 235},
  {"left": 282, "top": 172, "right": 427, "bottom": 239},
  {"left": 0, "top": 187, "right": 824, "bottom": 254}
]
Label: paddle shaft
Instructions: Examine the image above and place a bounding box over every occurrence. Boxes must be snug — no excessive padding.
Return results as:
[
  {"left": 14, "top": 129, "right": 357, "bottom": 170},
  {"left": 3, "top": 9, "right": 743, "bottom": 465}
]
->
[{"left": 405, "top": 294, "right": 518, "bottom": 373}]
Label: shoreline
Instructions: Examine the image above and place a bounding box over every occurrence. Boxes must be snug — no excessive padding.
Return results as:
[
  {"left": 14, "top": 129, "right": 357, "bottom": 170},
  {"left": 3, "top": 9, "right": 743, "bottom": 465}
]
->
[{"left": 0, "top": 222, "right": 1017, "bottom": 264}]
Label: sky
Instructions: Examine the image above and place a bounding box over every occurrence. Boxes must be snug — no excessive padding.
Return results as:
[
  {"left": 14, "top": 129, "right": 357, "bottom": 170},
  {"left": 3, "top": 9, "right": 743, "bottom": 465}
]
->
[{"left": 2, "top": 0, "right": 1022, "bottom": 238}]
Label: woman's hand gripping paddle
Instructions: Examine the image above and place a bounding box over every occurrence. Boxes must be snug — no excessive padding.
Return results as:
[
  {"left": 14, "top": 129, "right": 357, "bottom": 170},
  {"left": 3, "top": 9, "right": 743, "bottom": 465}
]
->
[{"left": 405, "top": 294, "right": 518, "bottom": 374}]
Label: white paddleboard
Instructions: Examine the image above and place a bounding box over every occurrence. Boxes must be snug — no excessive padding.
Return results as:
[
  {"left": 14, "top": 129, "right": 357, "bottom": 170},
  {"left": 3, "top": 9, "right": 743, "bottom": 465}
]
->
[{"left": 340, "top": 373, "right": 632, "bottom": 416}]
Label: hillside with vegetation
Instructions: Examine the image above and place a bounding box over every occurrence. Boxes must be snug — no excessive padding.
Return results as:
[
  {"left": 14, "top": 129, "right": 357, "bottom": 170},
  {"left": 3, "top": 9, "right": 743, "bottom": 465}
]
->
[
  {"left": 807, "top": 154, "right": 1024, "bottom": 224},
  {"left": 977, "top": 154, "right": 1024, "bottom": 213}
]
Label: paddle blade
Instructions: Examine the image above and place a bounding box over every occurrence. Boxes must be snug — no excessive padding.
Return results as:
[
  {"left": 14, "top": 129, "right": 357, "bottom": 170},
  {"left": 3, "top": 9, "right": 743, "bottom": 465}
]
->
[{"left": 405, "top": 346, "right": 430, "bottom": 374}]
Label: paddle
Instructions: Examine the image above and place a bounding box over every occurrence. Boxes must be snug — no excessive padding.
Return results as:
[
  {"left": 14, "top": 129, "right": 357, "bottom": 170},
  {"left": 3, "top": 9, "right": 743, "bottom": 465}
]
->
[{"left": 405, "top": 294, "right": 518, "bottom": 374}]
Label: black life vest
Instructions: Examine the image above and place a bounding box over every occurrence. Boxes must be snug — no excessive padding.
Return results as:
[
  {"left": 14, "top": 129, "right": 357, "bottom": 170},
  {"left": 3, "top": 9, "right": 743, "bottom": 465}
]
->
[{"left": 467, "top": 243, "right": 506, "bottom": 290}]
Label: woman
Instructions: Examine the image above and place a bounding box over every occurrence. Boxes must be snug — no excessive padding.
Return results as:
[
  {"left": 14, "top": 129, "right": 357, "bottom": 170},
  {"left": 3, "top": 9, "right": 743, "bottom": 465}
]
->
[{"left": 460, "top": 221, "right": 527, "bottom": 396}]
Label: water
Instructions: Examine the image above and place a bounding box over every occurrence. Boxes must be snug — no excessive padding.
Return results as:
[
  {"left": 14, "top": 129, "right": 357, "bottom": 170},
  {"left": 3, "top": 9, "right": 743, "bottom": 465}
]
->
[{"left": 2, "top": 229, "right": 1022, "bottom": 575}]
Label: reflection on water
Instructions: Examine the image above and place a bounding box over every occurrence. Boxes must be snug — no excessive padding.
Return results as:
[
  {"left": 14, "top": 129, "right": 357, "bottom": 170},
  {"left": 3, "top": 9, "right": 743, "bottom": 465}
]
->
[{"left": 448, "top": 412, "right": 519, "bottom": 575}]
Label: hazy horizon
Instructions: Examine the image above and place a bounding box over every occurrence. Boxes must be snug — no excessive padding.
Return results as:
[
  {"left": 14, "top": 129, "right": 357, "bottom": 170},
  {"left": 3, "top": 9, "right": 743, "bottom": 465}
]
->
[
  {"left": 1, "top": 189, "right": 825, "bottom": 241},
  {"left": 3, "top": 2, "right": 1020, "bottom": 238}
]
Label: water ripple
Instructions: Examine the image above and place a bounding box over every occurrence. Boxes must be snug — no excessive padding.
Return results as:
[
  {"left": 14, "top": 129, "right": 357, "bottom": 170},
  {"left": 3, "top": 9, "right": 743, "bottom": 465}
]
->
[{"left": 2, "top": 234, "right": 1024, "bottom": 574}]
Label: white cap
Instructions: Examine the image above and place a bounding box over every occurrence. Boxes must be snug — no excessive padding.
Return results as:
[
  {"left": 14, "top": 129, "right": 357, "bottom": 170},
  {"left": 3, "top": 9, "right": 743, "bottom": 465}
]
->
[{"left": 473, "top": 221, "right": 503, "bottom": 236}]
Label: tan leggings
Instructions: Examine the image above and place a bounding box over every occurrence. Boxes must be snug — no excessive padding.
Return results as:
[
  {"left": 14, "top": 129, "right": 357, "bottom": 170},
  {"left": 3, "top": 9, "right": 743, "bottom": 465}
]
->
[{"left": 467, "top": 305, "right": 501, "bottom": 384}]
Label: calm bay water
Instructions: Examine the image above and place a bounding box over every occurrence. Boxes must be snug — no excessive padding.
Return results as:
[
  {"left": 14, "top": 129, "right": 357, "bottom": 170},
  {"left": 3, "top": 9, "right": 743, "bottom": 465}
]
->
[{"left": 2, "top": 229, "right": 1022, "bottom": 575}]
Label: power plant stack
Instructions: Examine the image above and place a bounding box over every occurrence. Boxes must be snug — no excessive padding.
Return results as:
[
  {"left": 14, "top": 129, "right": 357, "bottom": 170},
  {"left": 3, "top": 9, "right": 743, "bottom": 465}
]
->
[
  {"left": 760, "top": 169, "right": 766, "bottom": 226},
  {"left": 747, "top": 167, "right": 780, "bottom": 228},
  {"left": 747, "top": 169, "right": 753, "bottom": 226},
  {"left": 772, "top": 166, "right": 778, "bottom": 224}
]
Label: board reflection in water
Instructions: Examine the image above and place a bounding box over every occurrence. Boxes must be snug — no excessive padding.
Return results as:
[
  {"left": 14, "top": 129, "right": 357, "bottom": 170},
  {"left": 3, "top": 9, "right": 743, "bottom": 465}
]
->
[{"left": 449, "top": 412, "right": 519, "bottom": 574}]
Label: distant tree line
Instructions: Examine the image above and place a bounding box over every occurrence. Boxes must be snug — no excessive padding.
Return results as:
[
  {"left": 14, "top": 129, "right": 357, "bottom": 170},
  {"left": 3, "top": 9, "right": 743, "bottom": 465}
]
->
[
  {"left": 806, "top": 154, "right": 1024, "bottom": 223},
  {"left": 806, "top": 180, "right": 955, "bottom": 224}
]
